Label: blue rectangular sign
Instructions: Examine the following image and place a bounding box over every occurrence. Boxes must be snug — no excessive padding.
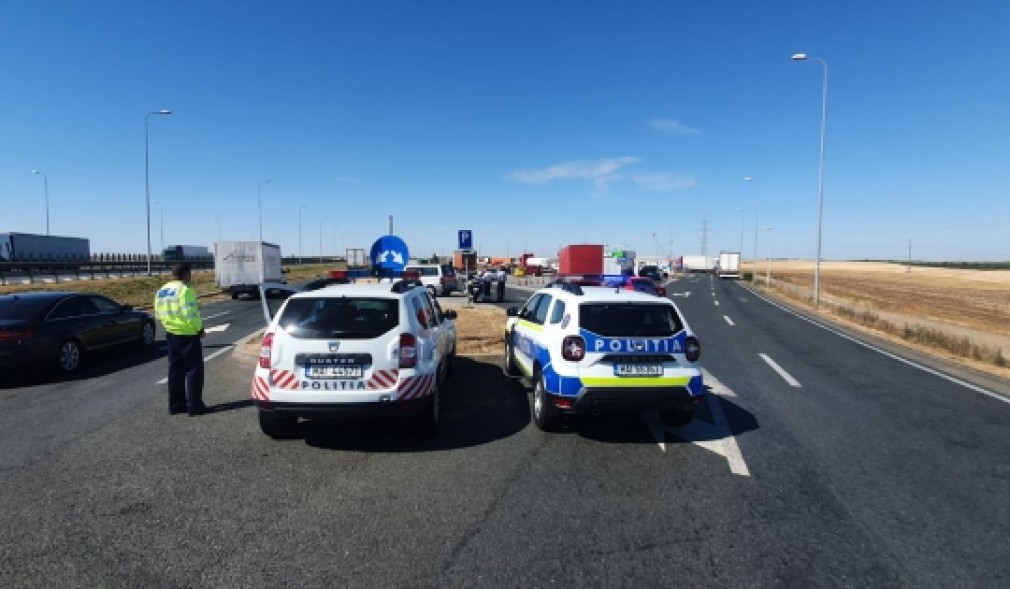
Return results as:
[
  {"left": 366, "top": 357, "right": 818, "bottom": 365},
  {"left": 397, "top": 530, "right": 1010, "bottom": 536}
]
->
[{"left": 458, "top": 229, "right": 473, "bottom": 250}]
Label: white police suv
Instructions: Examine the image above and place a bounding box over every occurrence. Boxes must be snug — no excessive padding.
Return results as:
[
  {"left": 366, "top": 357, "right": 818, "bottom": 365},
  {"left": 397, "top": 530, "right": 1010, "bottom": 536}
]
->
[
  {"left": 253, "top": 278, "right": 456, "bottom": 438},
  {"left": 504, "top": 281, "right": 703, "bottom": 431}
]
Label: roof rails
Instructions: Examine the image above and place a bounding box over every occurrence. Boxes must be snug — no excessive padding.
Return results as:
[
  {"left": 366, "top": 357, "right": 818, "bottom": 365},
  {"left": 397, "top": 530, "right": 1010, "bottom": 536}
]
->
[
  {"left": 389, "top": 278, "right": 425, "bottom": 293},
  {"left": 545, "top": 280, "right": 584, "bottom": 296}
]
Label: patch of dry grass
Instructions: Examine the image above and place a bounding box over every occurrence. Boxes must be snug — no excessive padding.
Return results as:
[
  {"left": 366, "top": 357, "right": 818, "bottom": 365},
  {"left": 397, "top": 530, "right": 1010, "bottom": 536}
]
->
[{"left": 749, "top": 261, "right": 1010, "bottom": 378}]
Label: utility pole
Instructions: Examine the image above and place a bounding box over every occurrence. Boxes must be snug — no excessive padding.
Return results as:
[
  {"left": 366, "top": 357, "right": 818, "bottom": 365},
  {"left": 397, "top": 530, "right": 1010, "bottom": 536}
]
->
[{"left": 700, "top": 218, "right": 711, "bottom": 257}]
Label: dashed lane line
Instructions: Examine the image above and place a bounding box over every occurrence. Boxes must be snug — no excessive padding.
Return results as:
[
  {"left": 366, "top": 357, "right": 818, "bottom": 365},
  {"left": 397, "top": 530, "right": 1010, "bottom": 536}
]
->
[
  {"left": 724, "top": 315, "right": 735, "bottom": 326},
  {"left": 759, "top": 353, "right": 802, "bottom": 387}
]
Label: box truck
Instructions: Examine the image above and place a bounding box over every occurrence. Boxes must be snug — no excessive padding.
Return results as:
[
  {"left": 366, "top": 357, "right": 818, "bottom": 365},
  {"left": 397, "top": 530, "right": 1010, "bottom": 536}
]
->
[
  {"left": 681, "top": 255, "right": 712, "bottom": 273},
  {"left": 559, "top": 244, "right": 604, "bottom": 275},
  {"left": 717, "top": 252, "right": 741, "bottom": 278},
  {"left": 162, "top": 245, "right": 211, "bottom": 262},
  {"left": 214, "top": 241, "right": 284, "bottom": 299},
  {"left": 0, "top": 232, "right": 90, "bottom": 266}
]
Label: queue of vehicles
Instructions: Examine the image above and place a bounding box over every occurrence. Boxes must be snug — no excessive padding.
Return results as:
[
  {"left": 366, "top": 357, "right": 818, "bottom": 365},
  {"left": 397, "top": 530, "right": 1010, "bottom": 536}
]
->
[{"left": 2, "top": 232, "right": 708, "bottom": 439}]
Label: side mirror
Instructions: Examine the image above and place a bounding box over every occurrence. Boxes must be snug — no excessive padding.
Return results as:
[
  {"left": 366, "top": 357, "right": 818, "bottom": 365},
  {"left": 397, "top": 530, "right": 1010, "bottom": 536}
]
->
[
  {"left": 506, "top": 306, "right": 519, "bottom": 317},
  {"left": 443, "top": 310, "right": 458, "bottom": 320},
  {"left": 282, "top": 267, "right": 291, "bottom": 274}
]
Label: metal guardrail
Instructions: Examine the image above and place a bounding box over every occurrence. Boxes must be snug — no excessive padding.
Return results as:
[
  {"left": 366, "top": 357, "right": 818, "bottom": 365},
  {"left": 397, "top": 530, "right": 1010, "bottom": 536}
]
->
[{"left": 0, "top": 260, "right": 214, "bottom": 286}]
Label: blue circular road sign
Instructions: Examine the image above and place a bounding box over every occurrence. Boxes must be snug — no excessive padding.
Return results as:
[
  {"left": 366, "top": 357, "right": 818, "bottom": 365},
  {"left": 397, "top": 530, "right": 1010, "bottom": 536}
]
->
[{"left": 369, "top": 235, "right": 410, "bottom": 272}]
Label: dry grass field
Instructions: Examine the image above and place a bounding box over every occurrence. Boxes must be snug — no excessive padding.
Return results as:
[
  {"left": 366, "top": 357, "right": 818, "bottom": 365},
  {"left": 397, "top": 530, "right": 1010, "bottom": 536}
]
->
[{"left": 747, "top": 260, "right": 1010, "bottom": 378}]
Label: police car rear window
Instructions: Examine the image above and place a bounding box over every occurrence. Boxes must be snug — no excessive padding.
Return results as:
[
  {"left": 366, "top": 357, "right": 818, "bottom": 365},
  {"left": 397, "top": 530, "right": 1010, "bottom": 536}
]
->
[
  {"left": 579, "top": 303, "right": 683, "bottom": 337},
  {"left": 278, "top": 297, "right": 399, "bottom": 339}
]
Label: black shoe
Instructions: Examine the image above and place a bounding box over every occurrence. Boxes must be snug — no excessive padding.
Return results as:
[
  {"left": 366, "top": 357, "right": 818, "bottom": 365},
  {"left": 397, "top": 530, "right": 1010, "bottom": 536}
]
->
[
  {"left": 188, "top": 405, "right": 213, "bottom": 416},
  {"left": 169, "top": 409, "right": 187, "bottom": 415}
]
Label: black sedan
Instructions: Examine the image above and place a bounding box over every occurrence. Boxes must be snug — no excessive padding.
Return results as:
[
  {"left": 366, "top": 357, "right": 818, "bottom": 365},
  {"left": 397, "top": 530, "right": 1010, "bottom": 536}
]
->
[{"left": 0, "top": 291, "right": 156, "bottom": 374}]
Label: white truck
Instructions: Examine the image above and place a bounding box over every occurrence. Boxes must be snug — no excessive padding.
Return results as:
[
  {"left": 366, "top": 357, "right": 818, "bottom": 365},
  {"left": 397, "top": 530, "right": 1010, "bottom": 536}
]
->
[
  {"left": 215, "top": 241, "right": 285, "bottom": 299},
  {"left": 681, "top": 255, "right": 712, "bottom": 273},
  {"left": 717, "top": 251, "right": 741, "bottom": 279}
]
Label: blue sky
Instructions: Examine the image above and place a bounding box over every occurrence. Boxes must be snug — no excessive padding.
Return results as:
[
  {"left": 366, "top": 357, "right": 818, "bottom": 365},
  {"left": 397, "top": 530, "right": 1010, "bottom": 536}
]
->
[{"left": 2, "top": 0, "right": 1008, "bottom": 262}]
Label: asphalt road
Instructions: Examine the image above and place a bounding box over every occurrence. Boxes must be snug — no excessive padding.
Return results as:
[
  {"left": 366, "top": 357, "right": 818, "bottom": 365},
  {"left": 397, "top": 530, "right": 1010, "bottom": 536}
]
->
[{"left": 1, "top": 277, "right": 1008, "bottom": 587}]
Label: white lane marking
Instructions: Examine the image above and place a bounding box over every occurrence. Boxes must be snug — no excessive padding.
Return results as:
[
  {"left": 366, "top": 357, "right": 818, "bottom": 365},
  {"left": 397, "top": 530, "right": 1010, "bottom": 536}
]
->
[
  {"left": 737, "top": 283, "right": 1010, "bottom": 405},
  {"left": 155, "top": 328, "right": 261, "bottom": 385},
  {"left": 203, "top": 311, "right": 231, "bottom": 321},
  {"left": 759, "top": 353, "right": 802, "bottom": 387},
  {"left": 670, "top": 292, "right": 691, "bottom": 298},
  {"left": 642, "top": 373, "right": 751, "bottom": 477},
  {"left": 703, "top": 368, "right": 737, "bottom": 397},
  {"left": 205, "top": 323, "right": 230, "bottom": 333},
  {"left": 724, "top": 315, "right": 735, "bottom": 326},
  {"left": 714, "top": 300, "right": 720, "bottom": 306}
]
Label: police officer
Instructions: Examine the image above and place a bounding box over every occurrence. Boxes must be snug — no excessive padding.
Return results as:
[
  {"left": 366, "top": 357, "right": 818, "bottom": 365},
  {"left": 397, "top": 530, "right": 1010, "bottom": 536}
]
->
[
  {"left": 481, "top": 267, "right": 493, "bottom": 302},
  {"left": 154, "top": 263, "right": 208, "bottom": 416},
  {"left": 496, "top": 266, "right": 507, "bottom": 302}
]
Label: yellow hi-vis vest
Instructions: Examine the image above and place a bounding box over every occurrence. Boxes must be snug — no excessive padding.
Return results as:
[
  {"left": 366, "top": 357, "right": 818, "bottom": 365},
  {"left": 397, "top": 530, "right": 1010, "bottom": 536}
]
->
[{"left": 154, "top": 280, "right": 203, "bottom": 336}]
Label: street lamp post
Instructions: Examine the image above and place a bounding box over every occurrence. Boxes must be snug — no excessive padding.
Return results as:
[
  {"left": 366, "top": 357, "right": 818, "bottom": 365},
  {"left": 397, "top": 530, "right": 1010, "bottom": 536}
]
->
[
  {"left": 298, "top": 204, "right": 308, "bottom": 265},
  {"left": 31, "top": 170, "right": 50, "bottom": 235},
  {"left": 257, "top": 179, "right": 272, "bottom": 242},
  {"left": 745, "top": 176, "right": 759, "bottom": 282},
  {"left": 763, "top": 226, "right": 773, "bottom": 285},
  {"left": 319, "top": 216, "right": 327, "bottom": 264},
  {"left": 153, "top": 200, "right": 164, "bottom": 254},
  {"left": 792, "top": 53, "right": 829, "bottom": 309},
  {"left": 145, "top": 109, "right": 172, "bottom": 275},
  {"left": 735, "top": 207, "right": 745, "bottom": 255}
]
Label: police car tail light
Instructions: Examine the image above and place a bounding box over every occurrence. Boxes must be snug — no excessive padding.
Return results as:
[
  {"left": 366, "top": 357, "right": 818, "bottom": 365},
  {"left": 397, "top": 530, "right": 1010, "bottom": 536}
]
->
[
  {"left": 399, "top": 333, "right": 417, "bottom": 369},
  {"left": 259, "top": 332, "right": 274, "bottom": 368},
  {"left": 0, "top": 328, "right": 32, "bottom": 342},
  {"left": 562, "top": 335, "right": 586, "bottom": 362},
  {"left": 685, "top": 336, "right": 701, "bottom": 362}
]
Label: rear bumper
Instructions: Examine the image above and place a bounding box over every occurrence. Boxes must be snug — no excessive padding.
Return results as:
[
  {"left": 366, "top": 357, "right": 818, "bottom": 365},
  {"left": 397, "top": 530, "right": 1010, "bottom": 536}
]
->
[
  {"left": 571, "top": 386, "right": 700, "bottom": 414},
  {"left": 254, "top": 397, "right": 431, "bottom": 419}
]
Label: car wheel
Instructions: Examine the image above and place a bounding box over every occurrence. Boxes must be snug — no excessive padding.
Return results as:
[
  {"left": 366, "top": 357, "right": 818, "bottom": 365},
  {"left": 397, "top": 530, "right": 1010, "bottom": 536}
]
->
[
  {"left": 503, "top": 332, "right": 520, "bottom": 377},
  {"left": 58, "top": 339, "right": 83, "bottom": 373},
  {"left": 138, "top": 321, "right": 156, "bottom": 348},
  {"left": 258, "top": 409, "right": 298, "bottom": 439},
  {"left": 413, "top": 385, "right": 439, "bottom": 437},
  {"left": 532, "top": 372, "right": 561, "bottom": 432},
  {"left": 661, "top": 408, "right": 695, "bottom": 428}
]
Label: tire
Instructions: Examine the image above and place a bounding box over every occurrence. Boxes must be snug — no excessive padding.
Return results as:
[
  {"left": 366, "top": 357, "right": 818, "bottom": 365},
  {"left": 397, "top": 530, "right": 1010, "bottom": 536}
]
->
[
  {"left": 57, "top": 339, "right": 83, "bottom": 373},
  {"left": 532, "top": 372, "right": 562, "bottom": 432},
  {"left": 258, "top": 409, "right": 298, "bottom": 439},
  {"left": 137, "top": 321, "right": 156, "bottom": 348},
  {"left": 446, "top": 347, "right": 456, "bottom": 379},
  {"left": 661, "top": 408, "right": 695, "bottom": 428},
  {"left": 503, "top": 332, "right": 520, "bottom": 377},
  {"left": 413, "top": 385, "right": 440, "bottom": 437}
]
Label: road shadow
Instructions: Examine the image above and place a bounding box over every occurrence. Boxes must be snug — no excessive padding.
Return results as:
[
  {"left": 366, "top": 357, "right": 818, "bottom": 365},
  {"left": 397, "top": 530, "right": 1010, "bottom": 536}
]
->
[
  {"left": 207, "top": 399, "right": 254, "bottom": 414},
  {"left": 0, "top": 342, "right": 166, "bottom": 389},
  {"left": 300, "top": 355, "right": 530, "bottom": 452},
  {"left": 550, "top": 384, "right": 760, "bottom": 445}
]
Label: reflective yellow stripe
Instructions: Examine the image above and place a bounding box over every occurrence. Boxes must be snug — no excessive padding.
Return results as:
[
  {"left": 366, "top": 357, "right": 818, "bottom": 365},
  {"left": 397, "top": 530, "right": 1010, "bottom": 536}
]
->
[
  {"left": 581, "top": 376, "right": 692, "bottom": 388},
  {"left": 518, "top": 319, "right": 544, "bottom": 332}
]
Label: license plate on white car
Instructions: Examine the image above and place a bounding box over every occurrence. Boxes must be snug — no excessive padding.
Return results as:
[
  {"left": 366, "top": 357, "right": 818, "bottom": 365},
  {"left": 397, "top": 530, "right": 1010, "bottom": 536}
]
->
[
  {"left": 306, "top": 365, "right": 363, "bottom": 379},
  {"left": 614, "top": 363, "right": 662, "bottom": 376}
]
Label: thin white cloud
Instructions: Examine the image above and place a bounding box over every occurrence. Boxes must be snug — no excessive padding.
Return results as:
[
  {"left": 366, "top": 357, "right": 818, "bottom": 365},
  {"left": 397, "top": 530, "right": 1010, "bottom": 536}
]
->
[
  {"left": 631, "top": 173, "right": 696, "bottom": 191},
  {"left": 646, "top": 118, "right": 700, "bottom": 135},
  {"left": 511, "top": 157, "right": 640, "bottom": 191}
]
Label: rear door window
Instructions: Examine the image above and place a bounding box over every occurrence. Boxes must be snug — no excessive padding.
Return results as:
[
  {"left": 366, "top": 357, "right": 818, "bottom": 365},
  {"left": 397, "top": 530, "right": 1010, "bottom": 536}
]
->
[
  {"left": 579, "top": 303, "right": 683, "bottom": 337},
  {"left": 278, "top": 297, "right": 399, "bottom": 339},
  {"left": 50, "top": 296, "right": 99, "bottom": 319},
  {"left": 0, "top": 296, "right": 52, "bottom": 320}
]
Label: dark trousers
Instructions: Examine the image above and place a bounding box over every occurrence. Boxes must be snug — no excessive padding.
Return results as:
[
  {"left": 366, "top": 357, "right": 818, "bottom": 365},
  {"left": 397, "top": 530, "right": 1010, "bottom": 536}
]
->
[
  {"left": 497, "top": 281, "right": 505, "bottom": 302},
  {"left": 166, "top": 332, "right": 205, "bottom": 413}
]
